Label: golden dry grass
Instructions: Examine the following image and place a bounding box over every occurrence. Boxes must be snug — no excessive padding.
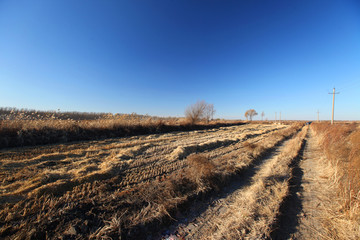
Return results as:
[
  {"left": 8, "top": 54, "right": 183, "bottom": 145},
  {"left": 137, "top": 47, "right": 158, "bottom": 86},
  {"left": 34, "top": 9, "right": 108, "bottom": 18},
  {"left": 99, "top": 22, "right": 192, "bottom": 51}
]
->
[
  {"left": 0, "top": 123, "right": 302, "bottom": 239},
  {"left": 190, "top": 126, "right": 308, "bottom": 239},
  {"left": 312, "top": 122, "right": 360, "bottom": 239},
  {"left": 0, "top": 111, "right": 245, "bottom": 149}
]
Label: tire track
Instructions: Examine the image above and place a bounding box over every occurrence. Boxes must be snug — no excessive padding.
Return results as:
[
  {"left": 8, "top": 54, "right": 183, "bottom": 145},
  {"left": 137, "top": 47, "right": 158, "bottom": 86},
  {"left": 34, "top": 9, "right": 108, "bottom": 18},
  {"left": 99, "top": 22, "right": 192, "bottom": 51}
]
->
[{"left": 271, "top": 128, "right": 337, "bottom": 240}]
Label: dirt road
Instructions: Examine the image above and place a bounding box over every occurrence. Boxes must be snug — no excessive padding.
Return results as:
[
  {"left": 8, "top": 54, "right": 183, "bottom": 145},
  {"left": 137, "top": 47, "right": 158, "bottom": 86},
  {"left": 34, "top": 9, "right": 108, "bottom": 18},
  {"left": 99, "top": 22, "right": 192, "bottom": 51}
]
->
[
  {"left": 160, "top": 127, "right": 339, "bottom": 240},
  {"left": 272, "top": 128, "right": 337, "bottom": 239}
]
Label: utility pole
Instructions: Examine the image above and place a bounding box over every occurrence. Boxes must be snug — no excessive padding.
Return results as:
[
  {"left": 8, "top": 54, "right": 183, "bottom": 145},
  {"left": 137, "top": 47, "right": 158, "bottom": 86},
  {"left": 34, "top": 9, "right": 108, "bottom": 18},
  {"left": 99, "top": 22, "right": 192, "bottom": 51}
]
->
[
  {"left": 328, "top": 88, "right": 340, "bottom": 125},
  {"left": 317, "top": 110, "right": 320, "bottom": 122},
  {"left": 275, "top": 112, "right": 277, "bottom": 122}
]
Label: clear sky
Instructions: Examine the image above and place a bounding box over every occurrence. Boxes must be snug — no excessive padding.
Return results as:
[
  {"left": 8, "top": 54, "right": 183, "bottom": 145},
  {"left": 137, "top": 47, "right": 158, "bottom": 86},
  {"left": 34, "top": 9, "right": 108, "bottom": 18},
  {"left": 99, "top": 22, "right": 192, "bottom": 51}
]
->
[{"left": 1, "top": 0, "right": 359, "bottom": 120}]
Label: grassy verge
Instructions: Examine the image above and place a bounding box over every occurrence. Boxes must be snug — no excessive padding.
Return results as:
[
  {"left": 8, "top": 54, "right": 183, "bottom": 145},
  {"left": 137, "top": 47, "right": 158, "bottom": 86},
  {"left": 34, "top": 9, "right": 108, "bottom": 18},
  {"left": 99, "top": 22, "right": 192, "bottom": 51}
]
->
[{"left": 311, "top": 122, "right": 360, "bottom": 239}]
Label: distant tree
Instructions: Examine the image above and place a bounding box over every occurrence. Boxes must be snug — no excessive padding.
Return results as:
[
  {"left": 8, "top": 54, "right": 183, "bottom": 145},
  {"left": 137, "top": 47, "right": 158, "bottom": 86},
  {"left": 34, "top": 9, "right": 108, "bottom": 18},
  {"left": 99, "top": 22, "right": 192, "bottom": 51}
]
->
[
  {"left": 185, "top": 101, "right": 215, "bottom": 124},
  {"left": 261, "top": 111, "right": 265, "bottom": 121},
  {"left": 204, "top": 104, "right": 215, "bottom": 123},
  {"left": 245, "top": 109, "right": 258, "bottom": 121}
]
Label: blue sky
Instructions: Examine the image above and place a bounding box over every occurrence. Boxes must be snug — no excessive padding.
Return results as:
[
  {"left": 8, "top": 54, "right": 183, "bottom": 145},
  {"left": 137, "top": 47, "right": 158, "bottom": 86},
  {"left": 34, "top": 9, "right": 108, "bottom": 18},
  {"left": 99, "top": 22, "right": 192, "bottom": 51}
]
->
[{"left": 0, "top": 0, "right": 359, "bottom": 120}]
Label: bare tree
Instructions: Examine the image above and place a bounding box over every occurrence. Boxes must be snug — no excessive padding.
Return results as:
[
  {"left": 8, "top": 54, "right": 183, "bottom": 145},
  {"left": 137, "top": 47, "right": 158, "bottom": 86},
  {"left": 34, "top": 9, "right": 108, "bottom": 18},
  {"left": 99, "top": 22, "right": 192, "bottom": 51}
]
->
[
  {"left": 245, "top": 109, "right": 258, "bottom": 121},
  {"left": 185, "top": 101, "right": 215, "bottom": 124},
  {"left": 204, "top": 104, "right": 215, "bottom": 123},
  {"left": 185, "top": 101, "right": 207, "bottom": 124},
  {"left": 261, "top": 111, "right": 265, "bottom": 121}
]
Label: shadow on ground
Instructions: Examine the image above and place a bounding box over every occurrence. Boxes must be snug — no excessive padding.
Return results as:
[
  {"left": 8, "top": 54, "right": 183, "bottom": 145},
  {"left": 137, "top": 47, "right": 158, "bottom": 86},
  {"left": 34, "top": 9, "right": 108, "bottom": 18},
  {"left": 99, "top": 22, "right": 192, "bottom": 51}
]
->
[{"left": 269, "top": 139, "right": 307, "bottom": 240}]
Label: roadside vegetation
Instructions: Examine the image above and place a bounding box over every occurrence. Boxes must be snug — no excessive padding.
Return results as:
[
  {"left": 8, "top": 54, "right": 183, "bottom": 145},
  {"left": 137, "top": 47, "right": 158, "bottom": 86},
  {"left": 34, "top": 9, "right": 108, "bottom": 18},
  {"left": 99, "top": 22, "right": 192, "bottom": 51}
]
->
[{"left": 311, "top": 122, "right": 360, "bottom": 239}]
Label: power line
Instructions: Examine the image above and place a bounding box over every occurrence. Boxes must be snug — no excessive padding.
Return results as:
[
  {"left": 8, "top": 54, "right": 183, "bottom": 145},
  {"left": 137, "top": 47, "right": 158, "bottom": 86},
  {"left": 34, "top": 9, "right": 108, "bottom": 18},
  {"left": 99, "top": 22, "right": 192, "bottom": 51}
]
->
[{"left": 328, "top": 88, "right": 340, "bottom": 124}]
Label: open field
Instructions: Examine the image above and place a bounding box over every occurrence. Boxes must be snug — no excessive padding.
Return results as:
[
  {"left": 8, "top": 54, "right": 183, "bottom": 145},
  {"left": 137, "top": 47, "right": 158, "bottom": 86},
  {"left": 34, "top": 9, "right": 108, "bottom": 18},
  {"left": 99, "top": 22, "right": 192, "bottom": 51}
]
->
[
  {"left": 0, "top": 108, "right": 245, "bottom": 149},
  {"left": 0, "top": 122, "right": 359, "bottom": 239}
]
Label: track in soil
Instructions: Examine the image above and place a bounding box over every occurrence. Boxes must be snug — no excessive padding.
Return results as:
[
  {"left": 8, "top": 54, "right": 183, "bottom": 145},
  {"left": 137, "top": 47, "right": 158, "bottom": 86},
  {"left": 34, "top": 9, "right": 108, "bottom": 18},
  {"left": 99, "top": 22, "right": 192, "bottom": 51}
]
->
[
  {"left": 271, "top": 128, "right": 340, "bottom": 240},
  {"left": 269, "top": 137, "right": 307, "bottom": 239},
  {"left": 281, "top": 128, "right": 338, "bottom": 239}
]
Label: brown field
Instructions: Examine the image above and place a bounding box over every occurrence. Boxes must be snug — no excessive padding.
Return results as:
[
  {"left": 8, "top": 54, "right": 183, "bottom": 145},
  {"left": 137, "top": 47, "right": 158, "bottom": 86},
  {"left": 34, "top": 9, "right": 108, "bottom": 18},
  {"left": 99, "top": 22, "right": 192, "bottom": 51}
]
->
[
  {"left": 0, "top": 121, "right": 358, "bottom": 239},
  {"left": 0, "top": 109, "right": 244, "bottom": 149}
]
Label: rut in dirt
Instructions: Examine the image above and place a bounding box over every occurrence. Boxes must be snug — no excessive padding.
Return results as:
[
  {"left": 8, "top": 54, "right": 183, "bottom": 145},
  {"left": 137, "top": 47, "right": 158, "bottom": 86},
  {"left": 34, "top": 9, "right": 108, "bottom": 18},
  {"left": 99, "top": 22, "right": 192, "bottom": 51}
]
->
[{"left": 269, "top": 135, "right": 307, "bottom": 239}]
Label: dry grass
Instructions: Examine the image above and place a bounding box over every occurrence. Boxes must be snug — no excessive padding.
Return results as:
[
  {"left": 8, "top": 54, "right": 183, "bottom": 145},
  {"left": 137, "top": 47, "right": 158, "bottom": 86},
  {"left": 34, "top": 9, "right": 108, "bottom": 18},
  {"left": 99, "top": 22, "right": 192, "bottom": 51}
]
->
[
  {"left": 0, "top": 109, "right": 245, "bottom": 149},
  {"left": 186, "top": 154, "right": 217, "bottom": 192},
  {"left": 312, "top": 122, "right": 360, "bottom": 239},
  {"left": 0, "top": 123, "right": 301, "bottom": 239},
  {"left": 201, "top": 126, "right": 308, "bottom": 239}
]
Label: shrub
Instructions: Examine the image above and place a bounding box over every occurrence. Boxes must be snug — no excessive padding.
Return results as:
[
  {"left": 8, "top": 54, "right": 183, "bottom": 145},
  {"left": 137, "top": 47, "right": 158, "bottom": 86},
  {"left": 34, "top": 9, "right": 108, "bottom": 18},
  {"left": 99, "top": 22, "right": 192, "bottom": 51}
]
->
[{"left": 186, "top": 154, "right": 216, "bottom": 187}]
